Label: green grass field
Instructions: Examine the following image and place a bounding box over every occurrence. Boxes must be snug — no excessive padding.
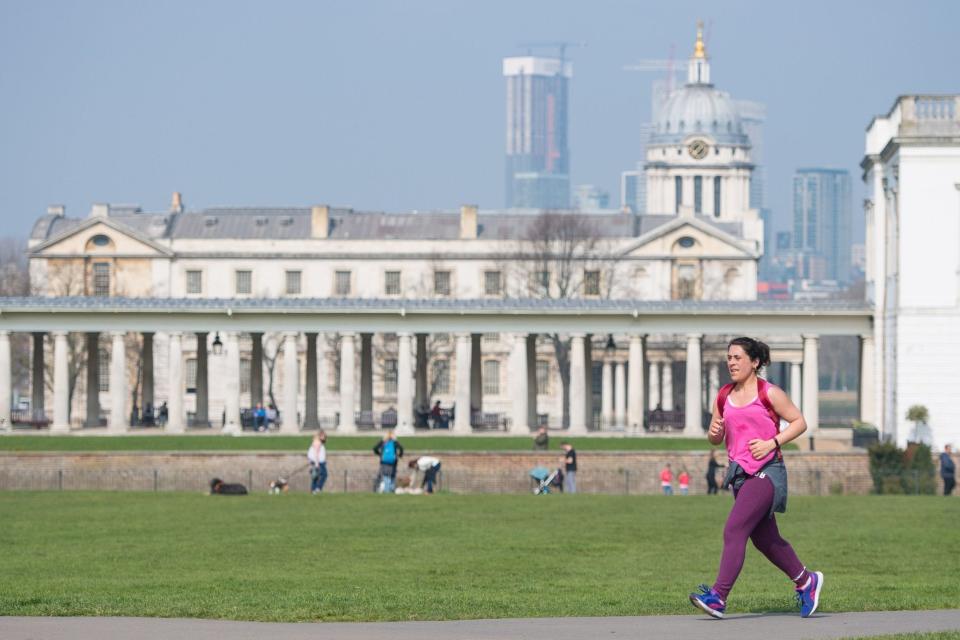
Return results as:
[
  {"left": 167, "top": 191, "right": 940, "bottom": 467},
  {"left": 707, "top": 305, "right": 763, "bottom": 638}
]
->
[
  {"left": 0, "top": 493, "right": 955, "bottom": 622},
  {"left": 843, "top": 634, "right": 960, "bottom": 640},
  {"left": 0, "top": 434, "right": 744, "bottom": 452}
]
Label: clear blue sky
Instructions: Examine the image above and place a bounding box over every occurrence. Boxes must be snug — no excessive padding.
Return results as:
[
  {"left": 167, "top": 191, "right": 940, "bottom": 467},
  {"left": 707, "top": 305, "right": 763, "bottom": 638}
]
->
[{"left": 1, "top": 0, "right": 956, "bottom": 240}]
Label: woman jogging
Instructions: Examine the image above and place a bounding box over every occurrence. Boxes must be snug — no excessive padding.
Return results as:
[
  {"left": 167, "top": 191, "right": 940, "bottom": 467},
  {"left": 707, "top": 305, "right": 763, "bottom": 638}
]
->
[{"left": 689, "top": 337, "right": 823, "bottom": 620}]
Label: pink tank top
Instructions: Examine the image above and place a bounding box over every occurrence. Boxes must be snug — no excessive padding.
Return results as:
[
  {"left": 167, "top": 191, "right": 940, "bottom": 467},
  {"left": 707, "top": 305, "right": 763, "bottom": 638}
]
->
[{"left": 724, "top": 395, "right": 778, "bottom": 475}]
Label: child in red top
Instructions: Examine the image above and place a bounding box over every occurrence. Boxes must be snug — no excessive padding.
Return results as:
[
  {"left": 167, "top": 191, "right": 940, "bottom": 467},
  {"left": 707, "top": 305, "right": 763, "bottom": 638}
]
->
[
  {"left": 678, "top": 470, "right": 690, "bottom": 495},
  {"left": 660, "top": 464, "right": 673, "bottom": 495}
]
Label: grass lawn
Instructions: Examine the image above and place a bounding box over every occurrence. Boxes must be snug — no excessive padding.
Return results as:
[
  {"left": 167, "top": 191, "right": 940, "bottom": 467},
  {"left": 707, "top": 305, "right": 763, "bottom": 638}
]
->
[
  {"left": 843, "top": 635, "right": 960, "bottom": 640},
  {"left": 0, "top": 493, "right": 955, "bottom": 622},
  {"left": 0, "top": 434, "right": 745, "bottom": 453}
]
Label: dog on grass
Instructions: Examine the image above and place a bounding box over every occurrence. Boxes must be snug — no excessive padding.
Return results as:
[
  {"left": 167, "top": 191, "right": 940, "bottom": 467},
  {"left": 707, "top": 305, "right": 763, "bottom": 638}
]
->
[{"left": 210, "top": 478, "right": 248, "bottom": 495}]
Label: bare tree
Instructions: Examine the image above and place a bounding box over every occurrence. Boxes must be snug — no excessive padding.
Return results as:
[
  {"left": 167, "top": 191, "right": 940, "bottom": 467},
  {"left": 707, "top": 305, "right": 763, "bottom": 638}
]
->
[
  {"left": 261, "top": 333, "right": 283, "bottom": 410},
  {"left": 0, "top": 238, "right": 31, "bottom": 408},
  {"left": 506, "top": 212, "right": 621, "bottom": 427},
  {"left": 35, "top": 261, "right": 88, "bottom": 421}
]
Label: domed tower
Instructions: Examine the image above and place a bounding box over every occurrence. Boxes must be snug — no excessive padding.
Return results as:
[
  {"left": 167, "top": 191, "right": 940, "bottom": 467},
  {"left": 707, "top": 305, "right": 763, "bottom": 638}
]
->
[{"left": 644, "top": 23, "right": 756, "bottom": 224}]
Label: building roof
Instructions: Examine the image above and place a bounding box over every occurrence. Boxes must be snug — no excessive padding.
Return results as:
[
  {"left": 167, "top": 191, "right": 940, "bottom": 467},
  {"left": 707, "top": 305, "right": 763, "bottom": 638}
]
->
[{"left": 29, "top": 207, "right": 743, "bottom": 243}]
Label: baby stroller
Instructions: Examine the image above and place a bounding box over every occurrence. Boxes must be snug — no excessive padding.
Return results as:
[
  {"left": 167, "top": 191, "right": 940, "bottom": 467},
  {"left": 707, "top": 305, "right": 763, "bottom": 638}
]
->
[{"left": 530, "top": 466, "right": 563, "bottom": 495}]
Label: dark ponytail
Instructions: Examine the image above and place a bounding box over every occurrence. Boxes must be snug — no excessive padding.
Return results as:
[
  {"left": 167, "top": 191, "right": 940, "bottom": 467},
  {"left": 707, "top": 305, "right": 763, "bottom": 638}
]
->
[{"left": 728, "top": 337, "right": 771, "bottom": 370}]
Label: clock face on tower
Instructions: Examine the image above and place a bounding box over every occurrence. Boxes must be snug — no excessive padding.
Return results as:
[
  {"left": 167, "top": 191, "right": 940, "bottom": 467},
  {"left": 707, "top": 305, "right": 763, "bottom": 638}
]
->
[{"left": 688, "top": 139, "right": 709, "bottom": 160}]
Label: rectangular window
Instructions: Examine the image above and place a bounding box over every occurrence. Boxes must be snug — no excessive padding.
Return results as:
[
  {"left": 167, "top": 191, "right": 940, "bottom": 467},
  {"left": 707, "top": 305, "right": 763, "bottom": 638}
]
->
[
  {"left": 285, "top": 270, "right": 302, "bottom": 295},
  {"left": 484, "top": 270, "right": 502, "bottom": 296},
  {"left": 482, "top": 333, "right": 499, "bottom": 344},
  {"left": 335, "top": 271, "right": 351, "bottom": 296},
  {"left": 714, "top": 177, "right": 722, "bottom": 218},
  {"left": 186, "top": 270, "right": 202, "bottom": 294},
  {"left": 185, "top": 358, "right": 197, "bottom": 392},
  {"left": 432, "top": 359, "right": 449, "bottom": 394},
  {"left": 98, "top": 348, "right": 110, "bottom": 392},
  {"left": 384, "top": 358, "right": 398, "bottom": 395},
  {"left": 92, "top": 263, "right": 110, "bottom": 297},
  {"left": 434, "top": 270, "right": 451, "bottom": 296},
  {"left": 482, "top": 360, "right": 500, "bottom": 395},
  {"left": 536, "top": 360, "right": 550, "bottom": 394},
  {"left": 384, "top": 270, "right": 401, "bottom": 295},
  {"left": 433, "top": 333, "right": 450, "bottom": 345},
  {"left": 584, "top": 270, "right": 601, "bottom": 296},
  {"left": 235, "top": 270, "right": 252, "bottom": 295},
  {"left": 531, "top": 270, "right": 550, "bottom": 294},
  {"left": 240, "top": 358, "right": 251, "bottom": 394},
  {"left": 675, "top": 176, "right": 683, "bottom": 213},
  {"left": 694, "top": 175, "right": 703, "bottom": 214}
]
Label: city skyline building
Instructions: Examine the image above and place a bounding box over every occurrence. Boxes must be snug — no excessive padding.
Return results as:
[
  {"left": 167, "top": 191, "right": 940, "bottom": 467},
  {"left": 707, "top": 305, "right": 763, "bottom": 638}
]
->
[
  {"left": 503, "top": 55, "right": 571, "bottom": 209},
  {"left": 791, "top": 168, "right": 852, "bottom": 283}
]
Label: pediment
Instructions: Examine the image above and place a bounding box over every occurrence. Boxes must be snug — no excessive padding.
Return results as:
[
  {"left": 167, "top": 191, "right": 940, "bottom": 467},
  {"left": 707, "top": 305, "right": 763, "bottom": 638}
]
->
[
  {"left": 620, "top": 217, "right": 758, "bottom": 259},
  {"left": 31, "top": 218, "right": 172, "bottom": 257}
]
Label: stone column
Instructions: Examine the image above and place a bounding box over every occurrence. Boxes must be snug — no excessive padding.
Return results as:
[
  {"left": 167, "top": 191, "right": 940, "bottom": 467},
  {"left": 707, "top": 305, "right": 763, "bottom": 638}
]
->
[
  {"left": 142, "top": 332, "right": 154, "bottom": 415},
  {"left": 360, "top": 333, "right": 373, "bottom": 413},
  {"left": 661, "top": 361, "right": 674, "bottom": 411},
  {"left": 339, "top": 333, "right": 357, "bottom": 433},
  {"left": 802, "top": 335, "right": 819, "bottom": 449},
  {"left": 0, "top": 331, "right": 10, "bottom": 430},
  {"left": 790, "top": 361, "right": 802, "bottom": 407},
  {"left": 167, "top": 333, "right": 184, "bottom": 433},
  {"left": 85, "top": 333, "right": 100, "bottom": 427},
  {"left": 194, "top": 332, "right": 209, "bottom": 426},
  {"left": 648, "top": 361, "right": 660, "bottom": 410},
  {"left": 583, "top": 335, "right": 594, "bottom": 428},
  {"left": 281, "top": 332, "right": 299, "bottom": 433},
  {"left": 109, "top": 332, "right": 127, "bottom": 432},
  {"left": 859, "top": 334, "right": 876, "bottom": 426},
  {"left": 568, "top": 334, "right": 587, "bottom": 434},
  {"left": 454, "top": 333, "right": 472, "bottom": 433},
  {"left": 250, "top": 333, "right": 264, "bottom": 407},
  {"left": 223, "top": 331, "right": 241, "bottom": 434},
  {"left": 304, "top": 332, "right": 319, "bottom": 429},
  {"left": 31, "top": 332, "right": 44, "bottom": 421},
  {"left": 683, "top": 334, "right": 703, "bottom": 436},
  {"left": 508, "top": 333, "right": 529, "bottom": 434},
  {"left": 627, "top": 335, "right": 645, "bottom": 430},
  {"left": 415, "top": 333, "right": 428, "bottom": 411},
  {"left": 470, "top": 333, "right": 482, "bottom": 414},
  {"left": 52, "top": 331, "right": 69, "bottom": 433},
  {"left": 614, "top": 361, "right": 626, "bottom": 427},
  {"left": 526, "top": 334, "right": 538, "bottom": 428},
  {"left": 396, "top": 332, "right": 414, "bottom": 435},
  {"left": 601, "top": 359, "right": 613, "bottom": 428}
]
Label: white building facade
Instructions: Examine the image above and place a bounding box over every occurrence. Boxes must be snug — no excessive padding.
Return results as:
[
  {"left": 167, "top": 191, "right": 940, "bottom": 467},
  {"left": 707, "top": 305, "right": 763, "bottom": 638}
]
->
[{"left": 863, "top": 94, "right": 960, "bottom": 447}]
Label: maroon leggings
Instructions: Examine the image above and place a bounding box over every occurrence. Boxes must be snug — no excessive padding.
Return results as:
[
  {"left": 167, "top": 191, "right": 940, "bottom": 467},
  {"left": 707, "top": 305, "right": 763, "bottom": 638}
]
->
[{"left": 713, "top": 475, "right": 805, "bottom": 600}]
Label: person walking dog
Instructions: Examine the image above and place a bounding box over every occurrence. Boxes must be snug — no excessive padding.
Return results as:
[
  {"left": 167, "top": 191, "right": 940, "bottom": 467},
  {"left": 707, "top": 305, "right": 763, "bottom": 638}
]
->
[{"left": 689, "top": 337, "right": 823, "bottom": 620}]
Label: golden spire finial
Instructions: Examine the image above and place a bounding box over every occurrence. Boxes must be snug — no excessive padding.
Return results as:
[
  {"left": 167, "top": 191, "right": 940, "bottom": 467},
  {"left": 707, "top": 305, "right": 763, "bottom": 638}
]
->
[{"left": 693, "top": 20, "right": 706, "bottom": 59}]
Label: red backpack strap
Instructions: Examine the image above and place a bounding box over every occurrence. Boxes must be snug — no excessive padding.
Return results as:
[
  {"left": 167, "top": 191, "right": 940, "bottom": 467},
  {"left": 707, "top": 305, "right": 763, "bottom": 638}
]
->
[{"left": 716, "top": 383, "right": 735, "bottom": 417}]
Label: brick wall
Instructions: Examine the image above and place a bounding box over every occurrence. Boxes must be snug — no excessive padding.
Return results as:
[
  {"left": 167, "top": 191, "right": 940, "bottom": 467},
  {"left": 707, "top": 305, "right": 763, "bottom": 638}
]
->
[{"left": 4, "top": 450, "right": 932, "bottom": 495}]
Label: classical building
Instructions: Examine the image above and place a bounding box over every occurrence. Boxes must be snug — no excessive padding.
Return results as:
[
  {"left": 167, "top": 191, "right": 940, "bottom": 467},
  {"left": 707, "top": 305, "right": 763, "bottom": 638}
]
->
[{"left": 863, "top": 94, "right": 960, "bottom": 448}]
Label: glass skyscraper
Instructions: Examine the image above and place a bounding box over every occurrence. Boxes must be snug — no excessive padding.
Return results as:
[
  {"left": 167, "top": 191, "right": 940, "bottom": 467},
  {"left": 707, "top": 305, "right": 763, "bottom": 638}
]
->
[
  {"left": 503, "top": 56, "right": 571, "bottom": 209},
  {"left": 792, "top": 168, "right": 853, "bottom": 283}
]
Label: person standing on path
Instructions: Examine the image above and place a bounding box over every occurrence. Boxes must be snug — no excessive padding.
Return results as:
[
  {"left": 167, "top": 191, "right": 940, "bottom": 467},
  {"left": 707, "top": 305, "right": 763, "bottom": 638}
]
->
[
  {"left": 706, "top": 450, "right": 725, "bottom": 495},
  {"left": 561, "top": 442, "right": 577, "bottom": 493},
  {"left": 689, "top": 337, "right": 823, "bottom": 620},
  {"left": 941, "top": 444, "right": 956, "bottom": 496},
  {"left": 660, "top": 463, "right": 673, "bottom": 495},
  {"left": 307, "top": 431, "right": 328, "bottom": 494}
]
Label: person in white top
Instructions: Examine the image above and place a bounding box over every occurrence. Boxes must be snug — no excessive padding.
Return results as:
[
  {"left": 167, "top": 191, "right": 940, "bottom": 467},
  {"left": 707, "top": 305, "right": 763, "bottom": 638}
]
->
[
  {"left": 408, "top": 456, "right": 442, "bottom": 494},
  {"left": 307, "top": 431, "right": 328, "bottom": 494}
]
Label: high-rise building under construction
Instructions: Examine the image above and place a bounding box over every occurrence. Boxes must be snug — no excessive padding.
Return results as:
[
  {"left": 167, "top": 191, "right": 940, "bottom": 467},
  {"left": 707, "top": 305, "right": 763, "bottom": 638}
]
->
[{"left": 503, "top": 56, "right": 571, "bottom": 209}]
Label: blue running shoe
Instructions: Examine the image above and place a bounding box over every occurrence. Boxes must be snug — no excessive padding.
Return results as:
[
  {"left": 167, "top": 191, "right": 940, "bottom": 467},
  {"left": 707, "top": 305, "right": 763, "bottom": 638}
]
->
[
  {"left": 689, "top": 584, "right": 725, "bottom": 619},
  {"left": 795, "top": 571, "right": 824, "bottom": 618}
]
